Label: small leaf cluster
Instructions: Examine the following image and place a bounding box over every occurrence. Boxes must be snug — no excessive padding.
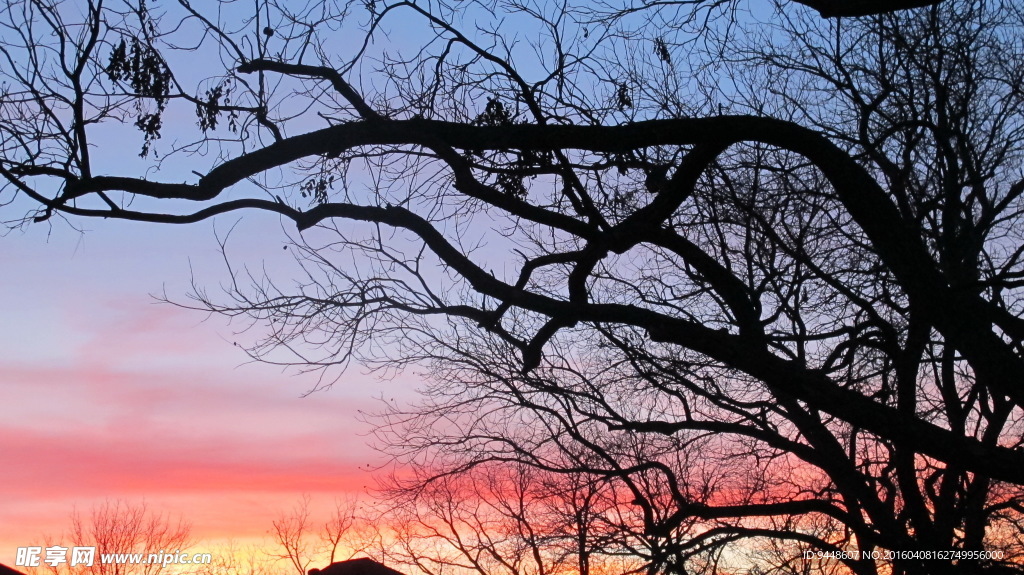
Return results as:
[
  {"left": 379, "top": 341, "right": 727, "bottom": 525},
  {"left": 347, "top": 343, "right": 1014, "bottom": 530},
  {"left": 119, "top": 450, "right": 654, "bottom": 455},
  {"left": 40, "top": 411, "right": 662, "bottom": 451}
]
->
[
  {"left": 300, "top": 175, "right": 335, "bottom": 204},
  {"left": 196, "top": 79, "right": 239, "bottom": 132},
  {"left": 615, "top": 82, "right": 632, "bottom": 111},
  {"left": 654, "top": 37, "right": 671, "bottom": 64},
  {"left": 469, "top": 96, "right": 551, "bottom": 198},
  {"left": 473, "top": 97, "right": 515, "bottom": 127},
  {"left": 105, "top": 36, "right": 173, "bottom": 157}
]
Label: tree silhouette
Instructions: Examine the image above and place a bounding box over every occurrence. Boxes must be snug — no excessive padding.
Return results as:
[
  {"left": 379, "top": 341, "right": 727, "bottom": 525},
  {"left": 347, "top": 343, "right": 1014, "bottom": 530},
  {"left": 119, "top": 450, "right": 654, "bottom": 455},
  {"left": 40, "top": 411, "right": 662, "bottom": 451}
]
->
[
  {"left": 270, "top": 495, "right": 371, "bottom": 575},
  {"left": 3, "top": 0, "right": 1024, "bottom": 573},
  {"left": 372, "top": 460, "right": 652, "bottom": 575},
  {"left": 33, "top": 500, "right": 191, "bottom": 575}
]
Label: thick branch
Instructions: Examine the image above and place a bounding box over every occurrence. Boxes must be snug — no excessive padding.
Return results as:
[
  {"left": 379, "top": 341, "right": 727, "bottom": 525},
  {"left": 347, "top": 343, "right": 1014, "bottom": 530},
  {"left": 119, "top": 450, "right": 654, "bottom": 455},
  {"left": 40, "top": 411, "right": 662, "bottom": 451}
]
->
[
  {"left": 24, "top": 113, "right": 1024, "bottom": 428},
  {"left": 237, "top": 59, "right": 382, "bottom": 121},
  {"left": 285, "top": 201, "right": 1024, "bottom": 483},
  {"left": 791, "top": 0, "right": 943, "bottom": 17}
]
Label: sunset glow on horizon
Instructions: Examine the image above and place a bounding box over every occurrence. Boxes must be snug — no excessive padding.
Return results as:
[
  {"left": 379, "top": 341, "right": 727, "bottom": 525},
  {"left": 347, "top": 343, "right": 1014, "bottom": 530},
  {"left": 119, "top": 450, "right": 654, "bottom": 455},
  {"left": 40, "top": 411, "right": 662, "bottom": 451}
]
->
[
  {"left": 7, "top": 0, "right": 1024, "bottom": 572},
  {"left": 0, "top": 219, "right": 410, "bottom": 564}
]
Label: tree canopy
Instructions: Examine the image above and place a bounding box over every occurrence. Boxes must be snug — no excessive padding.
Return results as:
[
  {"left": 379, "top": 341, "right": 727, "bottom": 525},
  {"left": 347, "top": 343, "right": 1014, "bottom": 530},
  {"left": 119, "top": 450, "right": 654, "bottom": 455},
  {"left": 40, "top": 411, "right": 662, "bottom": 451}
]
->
[{"left": 3, "top": 0, "right": 1024, "bottom": 573}]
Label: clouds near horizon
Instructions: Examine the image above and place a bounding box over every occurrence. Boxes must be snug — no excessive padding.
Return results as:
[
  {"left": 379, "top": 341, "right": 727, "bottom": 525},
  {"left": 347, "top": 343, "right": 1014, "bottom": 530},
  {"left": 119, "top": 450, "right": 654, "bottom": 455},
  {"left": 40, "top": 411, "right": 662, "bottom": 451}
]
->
[{"left": 1, "top": 222, "right": 406, "bottom": 561}]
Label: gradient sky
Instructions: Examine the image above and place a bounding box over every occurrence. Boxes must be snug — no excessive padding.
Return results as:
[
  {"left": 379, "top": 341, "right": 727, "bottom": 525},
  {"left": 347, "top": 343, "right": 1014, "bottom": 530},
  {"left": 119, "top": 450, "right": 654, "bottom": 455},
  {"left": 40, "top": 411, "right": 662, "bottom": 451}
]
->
[
  {"left": 0, "top": 211, "right": 415, "bottom": 561},
  {"left": 0, "top": 2, "right": 461, "bottom": 562},
  {"left": 1, "top": 0, "right": 553, "bottom": 565}
]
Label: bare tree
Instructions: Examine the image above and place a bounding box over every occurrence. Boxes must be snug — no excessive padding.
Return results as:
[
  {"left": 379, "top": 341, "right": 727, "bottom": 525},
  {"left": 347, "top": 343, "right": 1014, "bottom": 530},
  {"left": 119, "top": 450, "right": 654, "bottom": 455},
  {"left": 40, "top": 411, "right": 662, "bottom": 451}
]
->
[
  {"left": 33, "top": 500, "right": 191, "bottom": 575},
  {"left": 371, "top": 460, "right": 650, "bottom": 575},
  {"left": 271, "top": 495, "right": 316, "bottom": 575},
  {"left": 323, "top": 497, "right": 374, "bottom": 565},
  {"left": 4, "top": 0, "right": 1024, "bottom": 573},
  {"left": 271, "top": 495, "right": 373, "bottom": 574},
  {"left": 186, "top": 541, "right": 272, "bottom": 575}
]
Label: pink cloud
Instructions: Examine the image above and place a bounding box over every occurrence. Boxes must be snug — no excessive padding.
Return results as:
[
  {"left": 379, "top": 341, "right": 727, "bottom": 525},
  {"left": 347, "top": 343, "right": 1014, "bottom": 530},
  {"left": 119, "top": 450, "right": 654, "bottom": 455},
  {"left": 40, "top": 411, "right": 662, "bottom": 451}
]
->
[
  {"left": 0, "top": 423, "right": 371, "bottom": 496},
  {"left": 0, "top": 218, "right": 421, "bottom": 561},
  {"left": 0, "top": 308, "right": 402, "bottom": 560}
]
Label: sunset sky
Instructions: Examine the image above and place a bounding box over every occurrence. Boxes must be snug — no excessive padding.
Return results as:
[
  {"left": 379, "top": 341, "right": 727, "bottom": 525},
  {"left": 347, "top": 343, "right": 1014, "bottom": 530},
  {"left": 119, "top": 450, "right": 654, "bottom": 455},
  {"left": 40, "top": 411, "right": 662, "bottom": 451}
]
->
[
  {"left": 0, "top": 211, "right": 413, "bottom": 561},
  {"left": 8, "top": 0, "right": 1024, "bottom": 573},
  {"left": 0, "top": 1, "right": 450, "bottom": 562}
]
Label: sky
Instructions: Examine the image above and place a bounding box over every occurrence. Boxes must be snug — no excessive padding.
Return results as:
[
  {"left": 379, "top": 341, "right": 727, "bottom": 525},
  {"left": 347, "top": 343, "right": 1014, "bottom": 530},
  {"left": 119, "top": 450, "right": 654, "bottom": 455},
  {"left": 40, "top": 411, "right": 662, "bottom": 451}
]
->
[
  {"left": 4, "top": 0, "right": 605, "bottom": 565},
  {"left": 4, "top": 0, "right": 673, "bottom": 567},
  {"left": 0, "top": 210, "right": 414, "bottom": 562},
  {"left": 0, "top": 1, "right": 450, "bottom": 564}
]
